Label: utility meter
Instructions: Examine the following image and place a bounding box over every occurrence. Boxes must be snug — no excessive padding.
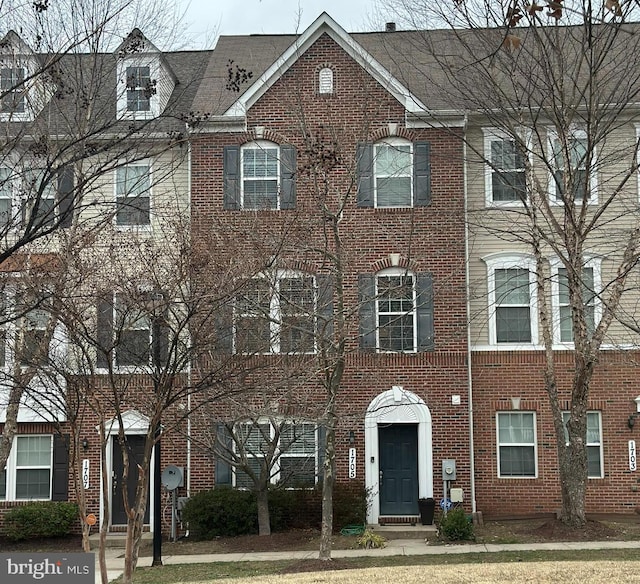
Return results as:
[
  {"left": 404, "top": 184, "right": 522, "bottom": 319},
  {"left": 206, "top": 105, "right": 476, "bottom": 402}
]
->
[{"left": 442, "top": 459, "right": 457, "bottom": 481}]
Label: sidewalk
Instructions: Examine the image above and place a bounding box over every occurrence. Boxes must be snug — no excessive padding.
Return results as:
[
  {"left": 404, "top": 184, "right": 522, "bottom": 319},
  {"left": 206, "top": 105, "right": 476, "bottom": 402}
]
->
[{"left": 96, "top": 538, "right": 640, "bottom": 584}]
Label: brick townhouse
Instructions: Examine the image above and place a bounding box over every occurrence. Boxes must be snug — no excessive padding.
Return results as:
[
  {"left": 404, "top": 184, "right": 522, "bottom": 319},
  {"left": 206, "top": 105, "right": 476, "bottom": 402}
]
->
[{"left": 2, "top": 12, "right": 640, "bottom": 535}]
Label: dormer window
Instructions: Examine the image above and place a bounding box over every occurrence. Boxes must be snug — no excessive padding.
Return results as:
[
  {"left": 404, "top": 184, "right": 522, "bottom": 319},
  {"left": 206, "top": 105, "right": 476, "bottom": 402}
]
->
[
  {"left": 1, "top": 67, "right": 25, "bottom": 113},
  {"left": 126, "top": 66, "right": 152, "bottom": 112},
  {"left": 118, "top": 60, "right": 157, "bottom": 119}
]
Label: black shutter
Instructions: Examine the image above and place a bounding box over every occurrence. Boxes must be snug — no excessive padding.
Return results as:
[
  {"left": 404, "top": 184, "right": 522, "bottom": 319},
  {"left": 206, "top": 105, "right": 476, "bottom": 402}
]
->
[
  {"left": 153, "top": 311, "right": 170, "bottom": 367},
  {"left": 414, "top": 142, "right": 431, "bottom": 207},
  {"left": 416, "top": 272, "right": 434, "bottom": 351},
  {"left": 358, "top": 275, "right": 376, "bottom": 350},
  {"left": 96, "top": 294, "right": 114, "bottom": 369},
  {"left": 316, "top": 274, "right": 334, "bottom": 346},
  {"left": 317, "top": 424, "right": 326, "bottom": 486},
  {"left": 51, "top": 434, "right": 69, "bottom": 501},
  {"left": 214, "top": 423, "right": 233, "bottom": 486},
  {"left": 280, "top": 145, "right": 296, "bottom": 209},
  {"left": 57, "top": 166, "right": 75, "bottom": 228},
  {"left": 356, "top": 143, "right": 374, "bottom": 207},
  {"left": 223, "top": 146, "right": 241, "bottom": 210}
]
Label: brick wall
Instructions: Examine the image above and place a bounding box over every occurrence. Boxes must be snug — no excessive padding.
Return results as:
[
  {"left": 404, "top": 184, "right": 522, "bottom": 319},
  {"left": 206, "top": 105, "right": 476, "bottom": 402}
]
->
[
  {"left": 189, "top": 33, "right": 471, "bottom": 506},
  {"left": 472, "top": 350, "right": 640, "bottom": 517}
]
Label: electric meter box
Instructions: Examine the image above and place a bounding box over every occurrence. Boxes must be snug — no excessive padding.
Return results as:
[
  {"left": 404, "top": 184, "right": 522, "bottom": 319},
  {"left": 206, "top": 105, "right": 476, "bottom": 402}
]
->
[{"left": 442, "top": 459, "right": 457, "bottom": 481}]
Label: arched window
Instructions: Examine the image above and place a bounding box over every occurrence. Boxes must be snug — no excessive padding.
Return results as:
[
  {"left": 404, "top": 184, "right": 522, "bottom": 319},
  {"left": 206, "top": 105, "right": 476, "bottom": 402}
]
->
[{"left": 318, "top": 67, "right": 334, "bottom": 94}]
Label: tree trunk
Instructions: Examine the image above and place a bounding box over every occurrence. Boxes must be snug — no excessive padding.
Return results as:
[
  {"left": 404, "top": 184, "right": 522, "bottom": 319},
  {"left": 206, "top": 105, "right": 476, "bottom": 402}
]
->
[
  {"left": 319, "top": 423, "right": 336, "bottom": 560},
  {"left": 558, "top": 437, "right": 588, "bottom": 527},
  {"left": 0, "top": 386, "right": 25, "bottom": 471},
  {"left": 256, "top": 487, "right": 271, "bottom": 536}
]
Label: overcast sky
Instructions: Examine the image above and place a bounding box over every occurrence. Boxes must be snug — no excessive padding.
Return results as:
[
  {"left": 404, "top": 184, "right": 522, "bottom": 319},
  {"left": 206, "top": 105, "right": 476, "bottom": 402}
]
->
[{"left": 181, "top": 0, "right": 386, "bottom": 47}]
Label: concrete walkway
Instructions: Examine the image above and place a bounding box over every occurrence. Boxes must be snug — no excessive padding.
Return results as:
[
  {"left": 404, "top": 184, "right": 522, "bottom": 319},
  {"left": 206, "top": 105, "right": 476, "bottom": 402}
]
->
[{"left": 96, "top": 538, "right": 640, "bottom": 583}]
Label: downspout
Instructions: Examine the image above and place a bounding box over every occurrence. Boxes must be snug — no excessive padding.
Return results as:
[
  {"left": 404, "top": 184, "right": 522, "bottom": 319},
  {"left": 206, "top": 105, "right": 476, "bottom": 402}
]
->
[
  {"left": 186, "top": 138, "right": 192, "bottom": 500},
  {"left": 463, "top": 112, "right": 477, "bottom": 514}
]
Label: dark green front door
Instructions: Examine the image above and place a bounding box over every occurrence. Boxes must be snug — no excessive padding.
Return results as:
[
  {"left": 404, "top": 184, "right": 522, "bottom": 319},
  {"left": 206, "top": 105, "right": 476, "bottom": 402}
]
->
[{"left": 379, "top": 424, "right": 418, "bottom": 515}]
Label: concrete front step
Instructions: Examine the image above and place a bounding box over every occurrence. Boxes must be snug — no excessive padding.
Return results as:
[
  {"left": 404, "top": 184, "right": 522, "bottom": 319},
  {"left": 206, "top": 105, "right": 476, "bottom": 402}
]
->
[
  {"left": 370, "top": 523, "right": 437, "bottom": 539},
  {"left": 89, "top": 532, "right": 152, "bottom": 548}
]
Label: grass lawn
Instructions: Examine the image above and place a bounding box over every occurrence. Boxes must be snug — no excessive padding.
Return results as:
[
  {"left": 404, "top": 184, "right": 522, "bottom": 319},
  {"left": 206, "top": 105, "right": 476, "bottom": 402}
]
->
[{"left": 117, "top": 548, "right": 640, "bottom": 584}]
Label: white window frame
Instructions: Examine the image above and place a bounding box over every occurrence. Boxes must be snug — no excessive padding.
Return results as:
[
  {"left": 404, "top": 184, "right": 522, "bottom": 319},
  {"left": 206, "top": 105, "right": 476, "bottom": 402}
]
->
[
  {"left": 373, "top": 138, "right": 413, "bottom": 208},
  {"left": 233, "top": 270, "right": 317, "bottom": 355},
  {"left": 113, "top": 292, "right": 152, "bottom": 369},
  {"left": 0, "top": 64, "right": 30, "bottom": 122},
  {"left": 240, "top": 141, "right": 280, "bottom": 210},
  {"left": 483, "top": 128, "right": 529, "bottom": 207},
  {"left": 547, "top": 127, "right": 598, "bottom": 205},
  {"left": 318, "top": 67, "right": 334, "bottom": 94},
  {"left": 233, "top": 420, "right": 318, "bottom": 489},
  {"left": 550, "top": 256, "right": 602, "bottom": 346},
  {"left": 496, "top": 411, "right": 537, "bottom": 479},
  {"left": 114, "top": 161, "right": 152, "bottom": 228},
  {"left": 484, "top": 253, "right": 538, "bottom": 347},
  {"left": 562, "top": 411, "right": 603, "bottom": 479},
  {"left": 0, "top": 166, "right": 17, "bottom": 232},
  {"left": 117, "top": 58, "right": 159, "bottom": 120},
  {"left": 0, "top": 434, "right": 53, "bottom": 501},
  {"left": 375, "top": 267, "right": 418, "bottom": 353}
]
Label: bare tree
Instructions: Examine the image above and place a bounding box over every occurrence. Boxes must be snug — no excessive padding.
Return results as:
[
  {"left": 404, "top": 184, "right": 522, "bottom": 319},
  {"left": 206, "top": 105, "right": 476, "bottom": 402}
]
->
[
  {"left": 380, "top": 0, "right": 640, "bottom": 526},
  {"left": 0, "top": 0, "right": 200, "bottom": 501}
]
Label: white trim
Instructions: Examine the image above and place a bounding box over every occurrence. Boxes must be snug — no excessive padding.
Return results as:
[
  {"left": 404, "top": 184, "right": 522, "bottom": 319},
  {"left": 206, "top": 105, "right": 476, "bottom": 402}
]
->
[
  {"left": 496, "top": 411, "right": 538, "bottom": 479},
  {"left": 373, "top": 138, "right": 413, "bottom": 208},
  {"left": 224, "top": 13, "right": 428, "bottom": 119},
  {"left": 365, "top": 387, "right": 432, "bottom": 524},
  {"left": 240, "top": 140, "right": 280, "bottom": 210},
  {"left": 114, "top": 160, "right": 152, "bottom": 229},
  {"left": 99, "top": 410, "right": 156, "bottom": 531},
  {"left": 116, "top": 58, "right": 160, "bottom": 120},
  {"left": 0, "top": 434, "right": 53, "bottom": 501},
  {"left": 374, "top": 267, "right": 418, "bottom": 352},
  {"left": 483, "top": 252, "right": 539, "bottom": 347},
  {"left": 482, "top": 128, "right": 529, "bottom": 208},
  {"left": 547, "top": 127, "right": 598, "bottom": 205},
  {"left": 549, "top": 256, "right": 602, "bottom": 347}
]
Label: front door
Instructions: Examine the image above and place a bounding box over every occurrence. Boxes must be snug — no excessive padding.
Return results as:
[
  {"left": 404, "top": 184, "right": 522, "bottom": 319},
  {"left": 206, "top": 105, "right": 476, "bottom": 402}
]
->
[
  {"left": 111, "top": 435, "right": 150, "bottom": 525},
  {"left": 379, "top": 424, "right": 418, "bottom": 516}
]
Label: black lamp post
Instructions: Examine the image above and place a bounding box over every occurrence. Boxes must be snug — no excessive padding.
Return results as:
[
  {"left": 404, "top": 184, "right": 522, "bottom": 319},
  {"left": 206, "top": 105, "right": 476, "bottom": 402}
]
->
[{"left": 149, "top": 293, "right": 165, "bottom": 567}]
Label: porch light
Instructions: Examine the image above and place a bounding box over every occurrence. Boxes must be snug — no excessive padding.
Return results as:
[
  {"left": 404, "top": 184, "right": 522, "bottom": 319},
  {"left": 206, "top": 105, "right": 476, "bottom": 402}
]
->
[{"left": 627, "top": 396, "right": 640, "bottom": 430}]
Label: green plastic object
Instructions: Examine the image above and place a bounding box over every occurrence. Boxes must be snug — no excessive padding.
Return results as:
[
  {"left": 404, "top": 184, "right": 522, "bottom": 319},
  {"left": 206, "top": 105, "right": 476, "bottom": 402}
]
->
[{"left": 340, "top": 523, "right": 366, "bottom": 536}]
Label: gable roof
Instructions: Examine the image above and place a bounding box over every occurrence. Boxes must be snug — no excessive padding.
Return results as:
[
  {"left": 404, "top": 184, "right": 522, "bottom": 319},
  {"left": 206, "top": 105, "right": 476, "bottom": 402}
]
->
[{"left": 192, "top": 12, "right": 432, "bottom": 124}]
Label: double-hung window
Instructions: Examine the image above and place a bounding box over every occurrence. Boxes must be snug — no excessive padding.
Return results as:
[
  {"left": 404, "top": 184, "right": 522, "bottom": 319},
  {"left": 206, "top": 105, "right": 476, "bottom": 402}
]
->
[
  {"left": 497, "top": 412, "right": 537, "bottom": 478},
  {"left": 21, "top": 169, "right": 56, "bottom": 229},
  {"left": 485, "top": 254, "right": 538, "bottom": 346},
  {"left": 0, "top": 166, "right": 15, "bottom": 230},
  {"left": 278, "top": 422, "right": 317, "bottom": 487},
  {"left": 484, "top": 130, "right": 526, "bottom": 205},
  {"left": 562, "top": 411, "right": 603, "bottom": 478},
  {"left": 126, "top": 66, "right": 152, "bottom": 113},
  {"left": 549, "top": 129, "right": 596, "bottom": 203},
  {"left": 0, "top": 435, "right": 53, "bottom": 500},
  {"left": 234, "top": 422, "right": 270, "bottom": 489},
  {"left": 552, "top": 259, "right": 600, "bottom": 344},
  {"left": 376, "top": 272, "right": 416, "bottom": 352},
  {"left": 233, "top": 421, "right": 318, "bottom": 489},
  {"left": 357, "top": 140, "right": 431, "bottom": 208},
  {"left": 114, "top": 293, "right": 151, "bottom": 367},
  {"left": 18, "top": 290, "right": 52, "bottom": 367},
  {"left": 374, "top": 140, "right": 413, "bottom": 207},
  {"left": 241, "top": 142, "right": 279, "bottom": 210},
  {"left": 116, "top": 162, "right": 151, "bottom": 226},
  {"left": 1, "top": 67, "right": 25, "bottom": 113},
  {"left": 234, "top": 273, "right": 316, "bottom": 354},
  {"left": 223, "top": 142, "right": 296, "bottom": 210}
]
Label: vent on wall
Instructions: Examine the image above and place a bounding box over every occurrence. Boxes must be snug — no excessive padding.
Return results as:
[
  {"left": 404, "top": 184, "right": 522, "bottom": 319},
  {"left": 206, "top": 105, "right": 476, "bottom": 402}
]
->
[{"left": 318, "top": 67, "right": 334, "bottom": 94}]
